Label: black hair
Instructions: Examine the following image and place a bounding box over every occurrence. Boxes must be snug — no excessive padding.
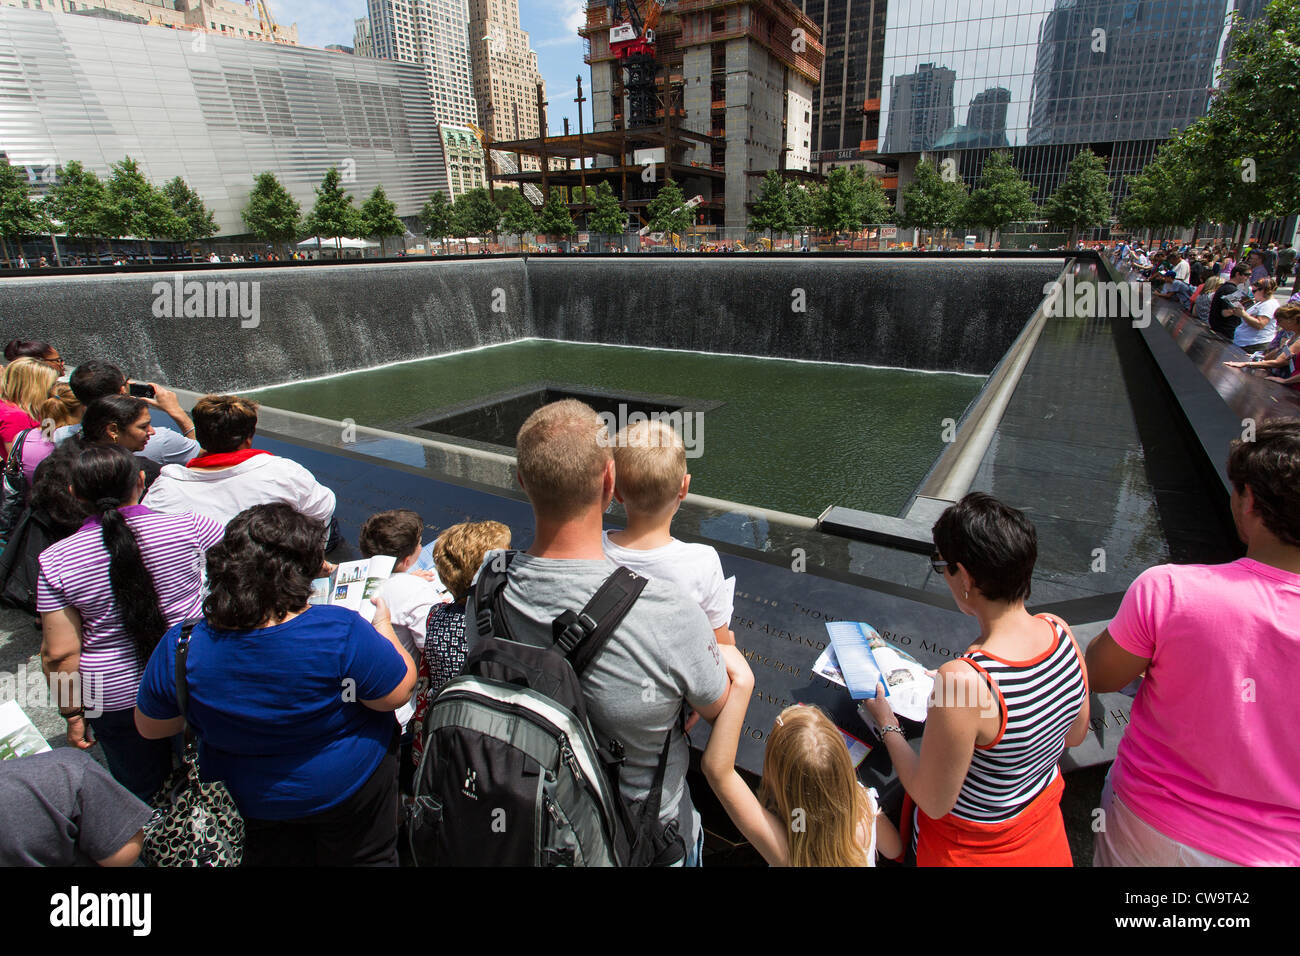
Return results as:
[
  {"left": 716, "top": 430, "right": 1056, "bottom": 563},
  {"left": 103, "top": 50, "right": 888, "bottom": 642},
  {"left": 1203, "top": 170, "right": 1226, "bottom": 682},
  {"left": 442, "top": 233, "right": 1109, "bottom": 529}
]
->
[
  {"left": 68, "top": 360, "right": 126, "bottom": 407},
  {"left": 81, "top": 395, "right": 148, "bottom": 444},
  {"left": 69, "top": 444, "right": 167, "bottom": 663},
  {"left": 203, "top": 504, "right": 325, "bottom": 632},
  {"left": 932, "top": 492, "right": 1037, "bottom": 604},
  {"left": 4, "top": 340, "right": 53, "bottom": 362},
  {"left": 1228, "top": 420, "right": 1300, "bottom": 547}
]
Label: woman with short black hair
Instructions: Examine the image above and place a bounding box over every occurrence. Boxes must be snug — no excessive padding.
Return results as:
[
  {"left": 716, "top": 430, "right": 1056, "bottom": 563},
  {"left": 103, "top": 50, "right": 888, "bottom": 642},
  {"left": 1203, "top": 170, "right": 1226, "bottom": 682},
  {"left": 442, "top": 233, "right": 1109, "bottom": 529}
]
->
[
  {"left": 37, "top": 445, "right": 225, "bottom": 801},
  {"left": 135, "top": 503, "right": 416, "bottom": 866},
  {"left": 863, "top": 492, "right": 1090, "bottom": 866}
]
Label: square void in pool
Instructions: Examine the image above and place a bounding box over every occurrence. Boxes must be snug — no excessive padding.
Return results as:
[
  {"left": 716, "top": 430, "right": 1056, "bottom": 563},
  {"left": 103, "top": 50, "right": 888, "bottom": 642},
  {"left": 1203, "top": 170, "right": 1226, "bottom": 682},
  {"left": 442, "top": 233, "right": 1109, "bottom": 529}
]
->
[{"left": 415, "top": 382, "right": 723, "bottom": 453}]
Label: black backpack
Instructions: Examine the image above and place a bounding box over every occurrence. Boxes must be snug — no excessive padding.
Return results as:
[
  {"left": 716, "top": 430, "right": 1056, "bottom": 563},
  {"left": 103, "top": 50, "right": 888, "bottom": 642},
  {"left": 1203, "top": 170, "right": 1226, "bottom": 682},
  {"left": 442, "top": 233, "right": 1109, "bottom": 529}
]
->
[{"left": 408, "top": 552, "right": 687, "bottom": 867}]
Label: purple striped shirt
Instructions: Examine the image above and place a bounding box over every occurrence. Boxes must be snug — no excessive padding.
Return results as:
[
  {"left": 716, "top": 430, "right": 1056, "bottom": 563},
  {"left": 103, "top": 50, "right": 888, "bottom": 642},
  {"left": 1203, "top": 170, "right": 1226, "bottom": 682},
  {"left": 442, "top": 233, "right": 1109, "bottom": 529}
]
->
[{"left": 37, "top": 505, "right": 226, "bottom": 713}]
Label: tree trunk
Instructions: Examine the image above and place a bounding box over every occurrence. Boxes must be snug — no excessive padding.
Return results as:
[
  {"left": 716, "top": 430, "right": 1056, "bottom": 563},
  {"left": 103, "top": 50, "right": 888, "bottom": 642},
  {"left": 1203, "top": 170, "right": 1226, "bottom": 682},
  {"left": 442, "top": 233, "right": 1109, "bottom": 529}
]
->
[{"left": 0, "top": 235, "right": 11, "bottom": 268}]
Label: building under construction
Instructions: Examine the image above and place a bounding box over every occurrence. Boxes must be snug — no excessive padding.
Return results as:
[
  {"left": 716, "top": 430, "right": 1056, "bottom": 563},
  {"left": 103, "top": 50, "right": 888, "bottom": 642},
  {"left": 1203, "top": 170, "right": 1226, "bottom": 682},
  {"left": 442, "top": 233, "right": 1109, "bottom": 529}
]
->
[{"left": 490, "top": 0, "right": 824, "bottom": 231}]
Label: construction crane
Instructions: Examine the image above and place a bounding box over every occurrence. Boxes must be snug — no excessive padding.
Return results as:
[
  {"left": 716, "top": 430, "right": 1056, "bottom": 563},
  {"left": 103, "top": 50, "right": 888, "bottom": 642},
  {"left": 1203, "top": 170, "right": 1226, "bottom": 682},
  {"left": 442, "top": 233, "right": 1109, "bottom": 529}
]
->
[
  {"left": 605, "top": 0, "right": 667, "bottom": 128},
  {"left": 468, "top": 123, "right": 546, "bottom": 206},
  {"left": 254, "top": 0, "right": 287, "bottom": 43}
]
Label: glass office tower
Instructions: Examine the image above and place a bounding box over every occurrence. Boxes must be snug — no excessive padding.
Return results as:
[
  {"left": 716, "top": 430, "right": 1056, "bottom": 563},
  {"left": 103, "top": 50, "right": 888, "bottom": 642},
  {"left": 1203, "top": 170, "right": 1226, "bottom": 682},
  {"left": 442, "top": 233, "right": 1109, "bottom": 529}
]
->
[
  {"left": 880, "top": 0, "right": 1245, "bottom": 217},
  {"left": 0, "top": 7, "right": 444, "bottom": 235}
]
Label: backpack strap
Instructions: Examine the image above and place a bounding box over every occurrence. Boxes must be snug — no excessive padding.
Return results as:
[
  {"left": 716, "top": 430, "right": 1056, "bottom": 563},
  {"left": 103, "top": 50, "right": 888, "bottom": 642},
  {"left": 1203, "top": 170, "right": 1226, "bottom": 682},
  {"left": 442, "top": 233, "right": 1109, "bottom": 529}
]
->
[
  {"left": 554, "top": 567, "right": 647, "bottom": 678},
  {"left": 471, "top": 550, "right": 519, "bottom": 644}
]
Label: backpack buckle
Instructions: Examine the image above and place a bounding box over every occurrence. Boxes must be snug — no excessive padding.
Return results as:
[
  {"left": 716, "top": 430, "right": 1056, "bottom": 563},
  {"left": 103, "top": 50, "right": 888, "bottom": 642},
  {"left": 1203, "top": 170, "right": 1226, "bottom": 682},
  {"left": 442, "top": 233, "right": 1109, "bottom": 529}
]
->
[
  {"left": 553, "top": 611, "right": 597, "bottom": 654},
  {"left": 542, "top": 847, "right": 576, "bottom": 867}
]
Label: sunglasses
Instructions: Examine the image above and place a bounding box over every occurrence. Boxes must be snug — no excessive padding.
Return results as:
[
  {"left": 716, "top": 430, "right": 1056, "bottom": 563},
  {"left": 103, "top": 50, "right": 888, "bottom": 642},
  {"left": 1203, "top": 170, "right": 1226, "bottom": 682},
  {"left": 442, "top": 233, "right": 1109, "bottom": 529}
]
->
[{"left": 930, "top": 552, "right": 952, "bottom": 575}]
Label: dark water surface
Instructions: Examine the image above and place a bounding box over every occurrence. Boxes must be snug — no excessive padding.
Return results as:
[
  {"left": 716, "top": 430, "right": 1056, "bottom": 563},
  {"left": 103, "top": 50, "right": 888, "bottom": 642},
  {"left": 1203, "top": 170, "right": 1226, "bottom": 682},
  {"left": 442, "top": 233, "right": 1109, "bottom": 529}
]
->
[{"left": 247, "top": 340, "right": 984, "bottom": 517}]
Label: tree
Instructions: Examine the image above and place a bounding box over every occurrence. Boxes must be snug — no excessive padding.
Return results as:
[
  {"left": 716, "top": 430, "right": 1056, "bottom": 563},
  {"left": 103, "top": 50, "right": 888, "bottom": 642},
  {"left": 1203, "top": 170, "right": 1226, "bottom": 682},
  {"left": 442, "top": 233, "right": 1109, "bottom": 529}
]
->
[
  {"left": 162, "top": 177, "right": 219, "bottom": 250},
  {"left": 787, "top": 181, "right": 815, "bottom": 249},
  {"left": 962, "top": 152, "right": 1036, "bottom": 248},
  {"left": 853, "top": 169, "right": 895, "bottom": 245},
  {"left": 499, "top": 188, "right": 540, "bottom": 246},
  {"left": 0, "top": 157, "right": 41, "bottom": 267},
  {"left": 538, "top": 186, "right": 576, "bottom": 240},
  {"left": 420, "top": 191, "right": 454, "bottom": 253},
  {"left": 103, "top": 157, "right": 177, "bottom": 264},
  {"left": 303, "top": 166, "right": 361, "bottom": 253},
  {"left": 359, "top": 184, "right": 405, "bottom": 257},
  {"left": 243, "top": 171, "right": 302, "bottom": 257},
  {"left": 898, "top": 157, "right": 967, "bottom": 243},
  {"left": 1042, "top": 150, "right": 1112, "bottom": 247},
  {"left": 452, "top": 187, "right": 503, "bottom": 247},
  {"left": 49, "top": 161, "right": 109, "bottom": 259},
  {"left": 587, "top": 181, "right": 627, "bottom": 239},
  {"left": 750, "top": 170, "right": 792, "bottom": 242},
  {"left": 812, "top": 167, "right": 862, "bottom": 240},
  {"left": 646, "top": 177, "right": 692, "bottom": 240}
]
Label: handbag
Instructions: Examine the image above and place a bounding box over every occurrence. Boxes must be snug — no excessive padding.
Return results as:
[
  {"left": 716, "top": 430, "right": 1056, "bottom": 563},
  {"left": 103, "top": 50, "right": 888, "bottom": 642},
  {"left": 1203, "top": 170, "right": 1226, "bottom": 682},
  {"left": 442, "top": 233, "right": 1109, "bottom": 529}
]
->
[
  {"left": 0, "top": 428, "right": 32, "bottom": 548},
  {"left": 142, "top": 619, "right": 246, "bottom": 867}
]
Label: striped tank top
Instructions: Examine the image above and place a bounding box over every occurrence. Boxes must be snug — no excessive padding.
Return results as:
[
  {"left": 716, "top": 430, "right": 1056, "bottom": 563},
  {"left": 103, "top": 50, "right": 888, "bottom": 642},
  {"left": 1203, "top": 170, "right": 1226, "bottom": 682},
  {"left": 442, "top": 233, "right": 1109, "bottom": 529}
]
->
[{"left": 949, "top": 615, "right": 1087, "bottom": 824}]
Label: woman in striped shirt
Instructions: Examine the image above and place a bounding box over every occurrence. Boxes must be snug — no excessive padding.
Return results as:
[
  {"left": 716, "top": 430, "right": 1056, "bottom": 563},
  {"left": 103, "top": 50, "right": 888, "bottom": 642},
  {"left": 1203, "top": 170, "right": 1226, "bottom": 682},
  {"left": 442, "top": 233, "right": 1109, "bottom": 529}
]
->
[
  {"left": 863, "top": 493, "right": 1090, "bottom": 866},
  {"left": 38, "top": 444, "right": 225, "bottom": 801}
]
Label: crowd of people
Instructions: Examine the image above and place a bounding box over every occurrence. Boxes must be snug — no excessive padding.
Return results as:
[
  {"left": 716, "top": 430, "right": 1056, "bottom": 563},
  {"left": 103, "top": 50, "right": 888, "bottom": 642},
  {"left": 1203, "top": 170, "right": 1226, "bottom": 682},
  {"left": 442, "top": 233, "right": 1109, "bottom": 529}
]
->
[
  {"left": 0, "top": 341, "right": 1297, "bottom": 869},
  {"left": 1115, "top": 239, "right": 1300, "bottom": 389}
]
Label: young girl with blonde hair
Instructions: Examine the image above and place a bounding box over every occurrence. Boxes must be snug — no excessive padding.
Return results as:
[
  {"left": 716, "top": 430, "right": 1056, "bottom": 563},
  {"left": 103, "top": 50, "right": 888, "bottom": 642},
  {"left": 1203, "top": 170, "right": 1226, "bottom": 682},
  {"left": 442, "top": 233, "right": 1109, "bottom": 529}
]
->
[{"left": 703, "top": 645, "right": 901, "bottom": 866}]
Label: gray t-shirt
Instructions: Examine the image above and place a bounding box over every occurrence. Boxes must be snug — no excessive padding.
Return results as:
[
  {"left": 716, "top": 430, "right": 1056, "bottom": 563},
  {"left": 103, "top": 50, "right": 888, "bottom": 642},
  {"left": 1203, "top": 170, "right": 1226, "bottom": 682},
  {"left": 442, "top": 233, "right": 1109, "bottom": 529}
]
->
[
  {"left": 0, "top": 749, "right": 152, "bottom": 866},
  {"left": 466, "top": 553, "right": 728, "bottom": 845}
]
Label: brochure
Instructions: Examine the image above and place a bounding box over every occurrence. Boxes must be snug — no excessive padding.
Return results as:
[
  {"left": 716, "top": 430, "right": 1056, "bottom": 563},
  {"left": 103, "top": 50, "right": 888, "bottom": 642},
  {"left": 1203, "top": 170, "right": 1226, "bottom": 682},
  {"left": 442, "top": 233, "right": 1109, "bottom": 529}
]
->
[
  {"left": 0, "top": 700, "right": 52, "bottom": 760},
  {"left": 820, "top": 621, "right": 934, "bottom": 725},
  {"left": 309, "top": 556, "right": 397, "bottom": 623}
]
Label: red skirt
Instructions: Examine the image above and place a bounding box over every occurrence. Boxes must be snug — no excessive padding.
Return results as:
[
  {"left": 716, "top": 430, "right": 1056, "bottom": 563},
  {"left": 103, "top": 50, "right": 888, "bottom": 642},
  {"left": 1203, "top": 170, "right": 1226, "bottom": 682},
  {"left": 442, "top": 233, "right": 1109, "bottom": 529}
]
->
[{"left": 902, "top": 772, "right": 1073, "bottom": 867}]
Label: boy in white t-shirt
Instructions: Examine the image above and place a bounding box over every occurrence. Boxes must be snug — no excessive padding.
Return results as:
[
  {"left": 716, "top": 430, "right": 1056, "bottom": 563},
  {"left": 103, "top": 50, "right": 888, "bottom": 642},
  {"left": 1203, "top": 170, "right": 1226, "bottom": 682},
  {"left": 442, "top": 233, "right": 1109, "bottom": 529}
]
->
[
  {"left": 359, "top": 509, "right": 452, "bottom": 663},
  {"left": 603, "top": 419, "right": 735, "bottom": 646}
]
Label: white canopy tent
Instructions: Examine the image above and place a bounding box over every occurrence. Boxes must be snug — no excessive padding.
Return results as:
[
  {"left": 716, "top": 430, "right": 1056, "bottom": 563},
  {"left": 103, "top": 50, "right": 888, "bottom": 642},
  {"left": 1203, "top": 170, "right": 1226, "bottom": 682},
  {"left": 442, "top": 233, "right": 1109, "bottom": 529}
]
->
[{"left": 296, "top": 236, "right": 380, "bottom": 250}]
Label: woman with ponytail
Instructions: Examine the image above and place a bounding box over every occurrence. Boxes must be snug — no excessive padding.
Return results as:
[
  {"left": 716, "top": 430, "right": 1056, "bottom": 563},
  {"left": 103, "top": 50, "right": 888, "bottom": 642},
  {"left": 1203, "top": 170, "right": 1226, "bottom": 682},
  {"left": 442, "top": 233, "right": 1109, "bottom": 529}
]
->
[{"left": 37, "top": 444, "right": 225, "bottom": 801}]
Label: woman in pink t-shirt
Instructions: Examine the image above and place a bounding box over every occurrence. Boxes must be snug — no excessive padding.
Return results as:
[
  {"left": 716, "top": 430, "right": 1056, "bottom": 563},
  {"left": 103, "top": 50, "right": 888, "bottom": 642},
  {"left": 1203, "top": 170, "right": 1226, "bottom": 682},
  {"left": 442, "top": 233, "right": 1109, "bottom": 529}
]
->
[
  {"left": 0, "top": 358, "right": 56, "bottom": 463},
  {"left": 1086, "top": 419, "right": 1300, "bottom": 866}
]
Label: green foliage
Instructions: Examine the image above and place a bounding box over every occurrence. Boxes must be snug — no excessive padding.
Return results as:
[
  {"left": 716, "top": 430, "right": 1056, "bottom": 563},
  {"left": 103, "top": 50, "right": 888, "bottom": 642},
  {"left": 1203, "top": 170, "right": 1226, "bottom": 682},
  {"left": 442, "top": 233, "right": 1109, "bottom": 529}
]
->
[
  {"left": 420, "top": 191, "right": 454, "bottom": 243},
  {"left": 0, "top": 158, "right": 42, "bottom": 255},
  {"left": 898, "top": 158, "right": 968, "bottom": 232},
  {"left": 787, "top": 181, "right": 815, "bottom": 235},
  {"left": 750, "top": 170, "right": 792, "bottom": 237},
  {"left": 243, "top": 171, "right": 302, "bottom": 245},
  {"left": 1042, "top": 150, "right": 1111, "bottom": 242},
  {"left": 303, "top": 167, "right": 361, "bottom": 242},
  {"left": 854, "top": 168, "right": 895, "bottom": 228},
  {"left": 962, "top": 152, "right": 1037, "bottom": 238},
  {"left": 586, "top": 181, "right": 626, "bottom": 235},
  {"left": 452, "top": 187, "right": 502, "bottom": 240},
  {"left": 812, "top": 167, "right": 861, "bottom": 233},
  {"left": 646, "top": 177, "right": 692, "bottom": 236},
  {"left": 499, "top": 188, "right": 540, "bottom": 238},
  {"left": 102, "top": 157, "right": 177, "bottom": 261},
  {"left": 48, "top": 161, "right": 108, "bottom": 242},
  {"left": 538, "top": 186, "right": 576, "bottom": 237},
  {"left": 359, "top": 184, "right": 405, "bottom": 255},
  {"left": 162, "top": 177, "right": 218, "bottom": 243}
]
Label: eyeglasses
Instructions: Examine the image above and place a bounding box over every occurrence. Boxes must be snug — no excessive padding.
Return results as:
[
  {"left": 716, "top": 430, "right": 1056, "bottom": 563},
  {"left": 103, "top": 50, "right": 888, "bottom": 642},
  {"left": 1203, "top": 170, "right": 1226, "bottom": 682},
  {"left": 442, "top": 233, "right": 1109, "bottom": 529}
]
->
[{"left": 930, "top": 552, "right": 952, "bottom": 575}]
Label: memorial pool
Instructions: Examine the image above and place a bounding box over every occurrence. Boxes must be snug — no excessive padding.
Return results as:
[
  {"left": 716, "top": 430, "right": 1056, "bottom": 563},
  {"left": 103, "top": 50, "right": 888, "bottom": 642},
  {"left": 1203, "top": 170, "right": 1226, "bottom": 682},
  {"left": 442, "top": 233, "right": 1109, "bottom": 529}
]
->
[{"left": 245, "top": 339, "right": 984, "bottom": 518}]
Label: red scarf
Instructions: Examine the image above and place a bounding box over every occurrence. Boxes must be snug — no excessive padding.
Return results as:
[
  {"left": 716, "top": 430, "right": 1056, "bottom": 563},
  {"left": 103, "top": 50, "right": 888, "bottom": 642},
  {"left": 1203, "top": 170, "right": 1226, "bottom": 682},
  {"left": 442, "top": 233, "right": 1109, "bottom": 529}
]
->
[{"left": 186, "top": 448, "right": 273, "bottom": 470}]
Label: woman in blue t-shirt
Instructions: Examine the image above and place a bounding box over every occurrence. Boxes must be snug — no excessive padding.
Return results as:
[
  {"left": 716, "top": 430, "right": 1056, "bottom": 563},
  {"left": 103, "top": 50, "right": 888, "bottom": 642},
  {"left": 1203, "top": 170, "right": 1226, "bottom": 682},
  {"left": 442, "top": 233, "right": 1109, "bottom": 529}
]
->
[{"left": 135, "top": 503, "right": 415, "bottom": 866}]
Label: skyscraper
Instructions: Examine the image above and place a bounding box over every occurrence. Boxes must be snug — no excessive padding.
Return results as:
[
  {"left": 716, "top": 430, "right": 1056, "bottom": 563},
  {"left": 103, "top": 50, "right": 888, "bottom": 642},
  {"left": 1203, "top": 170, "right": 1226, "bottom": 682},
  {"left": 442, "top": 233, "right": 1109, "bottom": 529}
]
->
[
  {"left": 354, "top": 16, "right": 374, "bottom": 57},
  {"left": 797, "top": 0, "right": 888, "bottom": 157},
  {"left": 467, "top": 0, "right": 544, "bottom": 165},
  {"left": 367, "top": 0, "right": 478, "bottom": 128},
  {"left": 882, "top": 62, "right": 954, "bottom": 152}
]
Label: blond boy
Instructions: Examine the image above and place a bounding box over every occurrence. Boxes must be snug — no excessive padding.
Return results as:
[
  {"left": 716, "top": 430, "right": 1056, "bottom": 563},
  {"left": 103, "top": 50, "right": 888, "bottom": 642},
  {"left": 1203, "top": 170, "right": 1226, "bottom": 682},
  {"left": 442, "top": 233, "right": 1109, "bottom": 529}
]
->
[{"left": 604, "top": 419, "right": 735, "bottom": 646}]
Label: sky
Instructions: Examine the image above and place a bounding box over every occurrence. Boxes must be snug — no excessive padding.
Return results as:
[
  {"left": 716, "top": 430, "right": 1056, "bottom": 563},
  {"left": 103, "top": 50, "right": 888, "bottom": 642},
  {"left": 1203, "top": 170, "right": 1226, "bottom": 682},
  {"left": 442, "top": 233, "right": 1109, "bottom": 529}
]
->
[{"left": 266, "top": 0, "right": 587, "bottom": 134}]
